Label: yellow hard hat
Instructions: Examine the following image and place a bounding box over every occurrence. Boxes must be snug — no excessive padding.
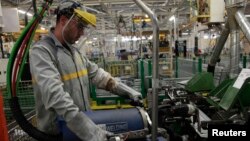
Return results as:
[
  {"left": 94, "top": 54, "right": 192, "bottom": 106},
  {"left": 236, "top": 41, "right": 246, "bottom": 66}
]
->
[
  {"left": 55, "top": 0, "right": 96, "bottom": 27},
  {"left": 74, "top": 9, "right": 96, "bottom": 27}
]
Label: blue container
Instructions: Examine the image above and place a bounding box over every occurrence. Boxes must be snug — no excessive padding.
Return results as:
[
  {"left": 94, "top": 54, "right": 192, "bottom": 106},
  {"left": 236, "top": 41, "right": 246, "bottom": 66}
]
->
[{"left": 58, "top": 108, "right": 147, "bottom": 141}]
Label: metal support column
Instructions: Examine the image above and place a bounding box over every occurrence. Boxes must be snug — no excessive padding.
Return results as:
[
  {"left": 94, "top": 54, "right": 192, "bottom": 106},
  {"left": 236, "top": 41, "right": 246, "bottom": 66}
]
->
[
  {"left": 133, "top": 1, "right": 159, "bottom": 141},
  {"left": 140, "top": 59, "right": 146, "bottom": 98},
  {"left": 198, "top": 57, "right": 202, "bottom": 73},
  {"left": 227, "top": 5, "right": 241, "bottom": 77}
]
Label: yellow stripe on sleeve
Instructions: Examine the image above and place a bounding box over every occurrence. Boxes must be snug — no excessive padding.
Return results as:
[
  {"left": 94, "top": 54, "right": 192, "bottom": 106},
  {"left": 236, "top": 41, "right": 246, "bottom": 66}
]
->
[{"left": 62, "top": 69, "right": 88, "bottom": 81}]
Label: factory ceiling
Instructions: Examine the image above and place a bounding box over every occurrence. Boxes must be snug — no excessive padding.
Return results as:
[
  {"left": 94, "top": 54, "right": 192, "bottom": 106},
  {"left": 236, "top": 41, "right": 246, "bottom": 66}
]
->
[
  {"left": 1, "top": 0, "right": 189, "bottom": 33},
  {"left": 1, "top": 0, "right": 250, "bottom": 36}
]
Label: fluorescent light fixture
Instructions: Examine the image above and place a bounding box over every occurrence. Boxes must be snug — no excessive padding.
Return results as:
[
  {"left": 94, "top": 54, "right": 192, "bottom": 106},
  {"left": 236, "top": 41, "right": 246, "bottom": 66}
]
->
[
  {"left": 122, "top": 36, "right": 129, "bottom": 42},
  {"left": 132, "top": 36, "right": 137, "bottom": 41},
  {"left": 204, "top": 35, "right": 209, "bottom": 39},
  {"left": 86, "top": 41, "right": 93, "bottom": 44},
  {"left": 145, "top": 14, "right": 148, "bottom": 18},
  {"left": 148, "top": 35, "right": 153, "bottom": 40},
  {"left": 182, "top": 32, "right": 189, "bottom": 36},
  {"left": 245, "top": 15, "right": 250, "bottom": 18},
  {"left": 18, "top": 9, "right": 32, "bottom": 17},
  {"left": 169, "top": 15, "right": 175, "bottom": 21},
  {"left": 40, "top": 27, "right": 46, "bottom": 30}
]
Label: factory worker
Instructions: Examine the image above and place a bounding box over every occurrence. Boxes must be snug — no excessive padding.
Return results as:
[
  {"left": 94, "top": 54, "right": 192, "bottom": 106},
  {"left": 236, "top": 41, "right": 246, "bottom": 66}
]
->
[{"left": 29, "top": 0, "right": 143, "bottom": 140}]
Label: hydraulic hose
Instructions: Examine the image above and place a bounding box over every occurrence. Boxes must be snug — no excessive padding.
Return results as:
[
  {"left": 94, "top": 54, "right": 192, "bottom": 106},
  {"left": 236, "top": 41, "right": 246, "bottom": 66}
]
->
[
  {"left": 7, "top": 0, "right": 62, "bottom": 140},
  {"left": 16, "top": 24, "right": 37, "bottom": 87},
  {"left": 11, "top": 16, "right": 39, "bottom": 96}
]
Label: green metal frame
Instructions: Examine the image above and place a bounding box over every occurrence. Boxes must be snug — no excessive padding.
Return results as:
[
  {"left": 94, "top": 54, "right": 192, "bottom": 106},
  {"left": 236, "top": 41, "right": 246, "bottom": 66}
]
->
[
  {"left": 198, "top": 57, "right": 202, "bottom": 73},
  {"left": 219, "top": 77, "right": 250, "bottom": 111},
  {"left": 140, "top": 59, "right": 146, "bottom": 98},
  {"left": 205, "top": 78, "right": 235, "bottom": 109},
  {"left": 185, "top": 72, "right": 215, "bottom": 92},
  {"left": 148, "top": 59, "right": 152, "bottom": 88}
]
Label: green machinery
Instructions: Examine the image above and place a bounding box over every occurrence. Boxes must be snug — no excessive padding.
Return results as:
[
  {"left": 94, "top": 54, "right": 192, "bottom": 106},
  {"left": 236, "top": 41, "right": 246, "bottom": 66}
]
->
[
  {"left": 89, "top": 58, "right": 170, "bottom": 108},
  {"left": 207, "top": 75, "right": 250, "bottom": 112},
  {"left": 185, "top": 72, "right": 215, "bottom": 92},
  {"left": 89, "top": 59, "right": 146, "bottom": 109},
  {"left": 185, "top": 69, "right": 250, "bottom": 116}
]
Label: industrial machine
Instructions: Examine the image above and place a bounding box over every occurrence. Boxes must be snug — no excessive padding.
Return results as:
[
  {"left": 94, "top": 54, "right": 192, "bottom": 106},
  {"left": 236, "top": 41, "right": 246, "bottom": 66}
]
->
[
  {"left": 56, "top": 68, "right": 250, "bottom": 141},
  {"left": 151, "top": 70, "right": 250, "bottom": 141},
  {"left": 58, "top": 107, "right": 169, "bottom": 141}
]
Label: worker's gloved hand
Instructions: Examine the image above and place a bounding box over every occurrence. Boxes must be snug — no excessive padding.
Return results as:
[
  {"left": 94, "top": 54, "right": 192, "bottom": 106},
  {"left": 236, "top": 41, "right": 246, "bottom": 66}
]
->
[
  {"left": 97, "top": 128, "right": 114, "bottom": 141},
  {"left": 106, "top": 78, "right": 117, "bottom": 91},
  {"left": 67, "top": 112, "right": 114, "bottom": 141},
  {"left": 107, "top": 134, "right": 124, "bottom": 141},
  {"left": 106, "top": 79, "right": 144, "bottom": 107},
  {"left": 129, "top": 94, "right": 144, "bottom": 107}
]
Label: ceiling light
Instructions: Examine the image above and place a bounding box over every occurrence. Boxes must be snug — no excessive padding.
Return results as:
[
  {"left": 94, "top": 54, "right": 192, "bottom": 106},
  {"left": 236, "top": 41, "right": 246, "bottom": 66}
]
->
[
  {"left": 169, "top": 15, "right": 175, "bottom": 21},
  {"left": 182, "top": 33, "right": 189, "bottom": 36},
  {"left": 40, "top": 27, "right": 46, "bottom": 30},
  {"left": 204, "top": 35, "right": 209, "bottom": 39},
  {"left": 245, "top": 15, "right": 250, "bottom": 18}
]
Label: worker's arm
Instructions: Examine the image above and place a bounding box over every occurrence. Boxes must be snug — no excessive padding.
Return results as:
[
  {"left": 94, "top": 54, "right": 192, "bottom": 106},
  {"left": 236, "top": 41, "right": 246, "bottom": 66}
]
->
[
  {"left": 29, "top": 45, "right": 110, "bottom": 141},
  {"left": 85, "top": 57, "right": 143, "bottom": 106}
]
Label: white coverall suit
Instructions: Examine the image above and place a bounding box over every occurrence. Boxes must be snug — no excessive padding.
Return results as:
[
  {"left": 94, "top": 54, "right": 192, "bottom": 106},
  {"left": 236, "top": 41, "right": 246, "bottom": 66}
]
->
[{"left": 29, "top": 31, "right": 139, "bottom": 141}]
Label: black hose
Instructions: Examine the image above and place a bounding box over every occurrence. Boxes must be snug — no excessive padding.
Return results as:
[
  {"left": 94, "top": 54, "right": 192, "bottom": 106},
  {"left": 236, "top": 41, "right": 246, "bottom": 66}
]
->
[
  {"left": 9, "top": 97, "right": 62, "bottom": 141},
  {"left": 32, "top": 0, "right": 37, "bottom": 15},
  {"left": 0, "top": 34, "right": 4, "bottom": 58},
  {"left": 7, "top": 1, "right": 64, "bottom": 140}
]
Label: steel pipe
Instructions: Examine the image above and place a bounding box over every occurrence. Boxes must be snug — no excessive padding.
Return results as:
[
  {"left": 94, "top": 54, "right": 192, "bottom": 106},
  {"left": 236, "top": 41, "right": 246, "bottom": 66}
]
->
[
  {"left": 235, "top": 10, "right": 250, "bottom": 42},
  {"left": 227, "top": 7, "right": 241, "bottom": 76},
  {"left": 133, "top": 1, "right": 159, "bottom": 141},
  {"left": 229, "top": 30, "right": 241, "bottom": 76},
  {"left": 207, "top": 22, "right": 230, "bottom": 74}
]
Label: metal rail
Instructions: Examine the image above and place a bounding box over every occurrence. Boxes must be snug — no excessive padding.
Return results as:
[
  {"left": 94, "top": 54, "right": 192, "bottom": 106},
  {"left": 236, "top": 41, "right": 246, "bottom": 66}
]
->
[{"left": 133, "top": 0, "right": 159, "bottom": 141}]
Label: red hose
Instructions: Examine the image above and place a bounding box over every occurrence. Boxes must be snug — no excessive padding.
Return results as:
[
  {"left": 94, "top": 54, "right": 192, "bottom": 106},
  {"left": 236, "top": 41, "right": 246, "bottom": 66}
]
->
[
  {"left": 11, "top": 8, "right": 46, "bottom": 97},
  {"left": 0, "top": 91, "right": 9, "bottom": 141}
]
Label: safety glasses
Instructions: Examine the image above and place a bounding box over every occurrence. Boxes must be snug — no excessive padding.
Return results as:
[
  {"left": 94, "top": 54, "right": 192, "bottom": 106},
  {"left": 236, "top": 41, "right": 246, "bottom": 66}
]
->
[{"left": 72, "top": 16, "right": 88, "bottom": 31}]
